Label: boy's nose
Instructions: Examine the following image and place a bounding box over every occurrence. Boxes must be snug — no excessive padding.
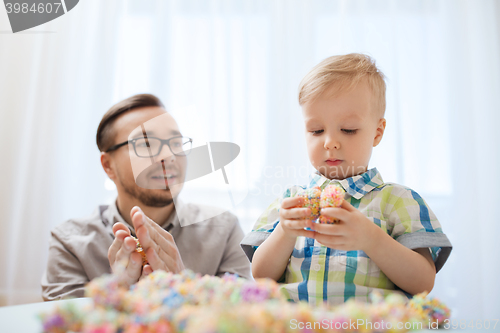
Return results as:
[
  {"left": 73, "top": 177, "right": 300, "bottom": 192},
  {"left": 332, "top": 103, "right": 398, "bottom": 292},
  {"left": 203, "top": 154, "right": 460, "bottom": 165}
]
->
[{"left": 324, "top": 135, "right": 340, "bottom": 150}]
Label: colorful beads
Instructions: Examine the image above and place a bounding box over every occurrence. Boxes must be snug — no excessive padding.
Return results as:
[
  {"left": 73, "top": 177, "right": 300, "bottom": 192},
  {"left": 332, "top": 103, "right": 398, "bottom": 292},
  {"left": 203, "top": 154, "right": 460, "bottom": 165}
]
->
[
  {"left": 297, "top": 186, "right": 322, "bottom": 220},
  {"left": 319, "top": 184, "right": 346, "bottom": 224},
  {"left": 132, "top": 236, "right": 149, "bottom": 266},
  {"left": 297, "top": 184, "right": 346, "bottom": 223},
  {"left": 409, "top": 292, "right": 451, "bottom": 327},
  {"left": 41, "top": 270, "right": 451, "bottom": 333}
]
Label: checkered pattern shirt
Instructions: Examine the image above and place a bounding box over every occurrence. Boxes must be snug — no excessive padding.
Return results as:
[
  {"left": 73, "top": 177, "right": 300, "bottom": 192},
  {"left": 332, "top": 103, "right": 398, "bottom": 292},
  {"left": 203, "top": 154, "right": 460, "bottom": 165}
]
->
[{"left": 240, "top": 167, "right": 452, "bottom": 306}]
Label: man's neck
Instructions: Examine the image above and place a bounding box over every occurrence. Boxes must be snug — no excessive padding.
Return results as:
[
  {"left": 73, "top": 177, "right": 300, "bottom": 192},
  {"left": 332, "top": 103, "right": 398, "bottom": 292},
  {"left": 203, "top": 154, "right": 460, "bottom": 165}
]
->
[{"left": 115, "top": 194, "right": 175, "bottom": 227}]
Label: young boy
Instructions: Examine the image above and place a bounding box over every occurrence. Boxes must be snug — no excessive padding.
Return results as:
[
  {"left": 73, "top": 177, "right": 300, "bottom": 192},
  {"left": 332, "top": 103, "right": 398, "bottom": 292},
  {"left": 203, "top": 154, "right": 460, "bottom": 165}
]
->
[{"left": 240, "top": 53, "right": 452, "bottom": 306}]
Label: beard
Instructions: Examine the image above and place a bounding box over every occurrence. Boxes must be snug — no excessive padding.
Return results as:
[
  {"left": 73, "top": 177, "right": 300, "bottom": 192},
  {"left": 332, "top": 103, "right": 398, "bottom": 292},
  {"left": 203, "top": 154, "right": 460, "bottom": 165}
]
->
[{"left": 119, "top": 177, "right": 174, "bottom": 208}]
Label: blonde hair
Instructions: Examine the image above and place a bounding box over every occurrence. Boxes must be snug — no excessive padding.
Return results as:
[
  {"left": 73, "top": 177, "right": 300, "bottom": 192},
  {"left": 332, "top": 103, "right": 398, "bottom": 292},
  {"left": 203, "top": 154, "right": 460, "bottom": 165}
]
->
[{"left": 298, "top": 53, "right": 386, "bottom": 117}]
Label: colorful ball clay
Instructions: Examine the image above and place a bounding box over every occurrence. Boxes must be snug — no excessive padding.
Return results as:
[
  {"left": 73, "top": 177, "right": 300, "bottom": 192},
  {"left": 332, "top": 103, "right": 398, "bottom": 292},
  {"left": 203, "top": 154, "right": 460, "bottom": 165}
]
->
[
  {"left": 298, "top": 186, "right": 322, "bottom": 220},
  {"left": 408, "top": 292, "right": 451, "bottom": 327},
  {"left": 319, "top": 184, "right": 346, "bottom": 224},
  {"left": 132, "top": 236, "right": 149, "bottom": 266},
  {"left": 41, "top": 269, "right": 451, "bottom": 333}
]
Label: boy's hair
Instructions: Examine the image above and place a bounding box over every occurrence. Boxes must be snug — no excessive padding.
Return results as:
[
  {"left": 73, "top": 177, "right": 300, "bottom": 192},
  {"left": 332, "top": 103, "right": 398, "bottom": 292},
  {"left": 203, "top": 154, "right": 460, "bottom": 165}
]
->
[
  {"left": 96, "top": 94, "right": 165, "bottom": 152},
  {"left": 298, "top": 53, "right": 386, "bottom": 118}
]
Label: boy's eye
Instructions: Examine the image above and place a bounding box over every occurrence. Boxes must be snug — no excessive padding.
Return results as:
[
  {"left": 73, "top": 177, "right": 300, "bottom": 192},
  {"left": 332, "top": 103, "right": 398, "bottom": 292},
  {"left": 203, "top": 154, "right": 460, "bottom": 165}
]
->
[
  {"left": 311, "top": 130, "right": 324, "bottom": 135},
  {"left": 342, "top": 129, "right": 357, "bottom": 134}
]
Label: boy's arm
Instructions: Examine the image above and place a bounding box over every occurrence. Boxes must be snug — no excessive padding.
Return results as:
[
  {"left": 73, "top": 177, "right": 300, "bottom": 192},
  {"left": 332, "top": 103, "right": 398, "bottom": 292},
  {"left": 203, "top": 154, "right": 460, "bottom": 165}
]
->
[
  {"left": 252, "top": 223, "right": 297, "bottom": 281},
  {"left": 364, "top": 226, "right": 436, "bottom": 294},
  {"left": 252, "top": 196, "right": 316, "bottom": 281},
  {"left": 314, "top": 200, "right": 437, "bottom": 295}
]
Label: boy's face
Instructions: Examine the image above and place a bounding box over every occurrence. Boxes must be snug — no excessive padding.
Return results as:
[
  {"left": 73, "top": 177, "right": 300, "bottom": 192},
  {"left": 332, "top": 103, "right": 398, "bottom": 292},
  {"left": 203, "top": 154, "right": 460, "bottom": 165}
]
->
[{"left": 302, "top": 79, "right": 386, "bottom": 180}]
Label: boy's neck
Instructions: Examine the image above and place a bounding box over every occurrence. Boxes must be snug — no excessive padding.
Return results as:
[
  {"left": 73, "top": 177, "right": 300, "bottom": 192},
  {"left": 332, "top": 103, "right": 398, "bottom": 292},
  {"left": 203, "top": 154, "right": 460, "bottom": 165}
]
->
[{"left": 320, "top": 166, "right": 369, "bottom": 180}]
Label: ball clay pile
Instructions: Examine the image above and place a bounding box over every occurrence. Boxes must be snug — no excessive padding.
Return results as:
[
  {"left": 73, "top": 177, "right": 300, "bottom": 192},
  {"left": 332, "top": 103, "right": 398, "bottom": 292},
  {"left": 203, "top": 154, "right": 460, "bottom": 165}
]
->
[
  {"left": 40, "top": 268, "right": 450, "bottom": 333},
  {"left": 298, "top": 184, "right": 346, "bottom": 224}
]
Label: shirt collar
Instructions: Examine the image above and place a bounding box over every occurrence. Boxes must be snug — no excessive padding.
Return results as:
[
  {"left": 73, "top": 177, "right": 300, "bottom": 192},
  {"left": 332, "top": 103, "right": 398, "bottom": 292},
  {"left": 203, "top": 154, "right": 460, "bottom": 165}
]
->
[
  {"left": 103, "top": 198, "right": 182, "bottom": 236},
  {"left": 308, "top": 167, "right": 384, "bottom": 200}
]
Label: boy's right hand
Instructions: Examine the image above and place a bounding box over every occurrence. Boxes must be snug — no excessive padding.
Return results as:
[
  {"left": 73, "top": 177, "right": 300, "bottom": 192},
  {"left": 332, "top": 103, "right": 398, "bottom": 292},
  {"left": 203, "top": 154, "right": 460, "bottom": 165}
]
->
[{"left": 279, "top": 197, "right": 317, "bottom": 239}]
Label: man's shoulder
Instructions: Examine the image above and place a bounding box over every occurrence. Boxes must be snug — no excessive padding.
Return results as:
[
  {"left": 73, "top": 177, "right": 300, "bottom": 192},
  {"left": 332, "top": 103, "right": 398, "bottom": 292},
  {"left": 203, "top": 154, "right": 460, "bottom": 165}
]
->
[
  {"left": 51, "top": 205, "right": 111, "bottom": 239},
  {"left": 179, "top": 202, "right": 238, "bottom": 228}
]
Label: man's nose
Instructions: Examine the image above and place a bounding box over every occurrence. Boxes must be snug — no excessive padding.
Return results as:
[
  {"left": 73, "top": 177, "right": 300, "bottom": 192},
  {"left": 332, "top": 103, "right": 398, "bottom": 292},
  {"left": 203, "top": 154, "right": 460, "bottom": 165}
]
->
[{"left": 155, "top": 143, "right": 176, "bottom": 164}]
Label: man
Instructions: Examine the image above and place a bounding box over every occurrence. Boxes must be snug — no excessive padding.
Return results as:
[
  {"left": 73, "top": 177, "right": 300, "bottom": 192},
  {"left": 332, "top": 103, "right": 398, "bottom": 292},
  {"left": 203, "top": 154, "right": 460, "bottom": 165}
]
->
[{"left": 41, "top": 94, "right": 251, "bottom": 301}]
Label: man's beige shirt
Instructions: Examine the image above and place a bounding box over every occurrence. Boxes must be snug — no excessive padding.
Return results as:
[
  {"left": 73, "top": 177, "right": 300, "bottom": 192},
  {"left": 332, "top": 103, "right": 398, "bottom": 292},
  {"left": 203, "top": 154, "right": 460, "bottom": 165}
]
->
[{"left": 41, "top": 199, "right": 251, "bottom": 301}]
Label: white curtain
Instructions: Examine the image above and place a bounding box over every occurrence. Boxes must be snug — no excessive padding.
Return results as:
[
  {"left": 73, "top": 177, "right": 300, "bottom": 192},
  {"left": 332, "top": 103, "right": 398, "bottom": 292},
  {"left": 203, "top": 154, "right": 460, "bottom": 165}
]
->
[{"left": 1, "top": 0, "right": 498, "bottom": 320}]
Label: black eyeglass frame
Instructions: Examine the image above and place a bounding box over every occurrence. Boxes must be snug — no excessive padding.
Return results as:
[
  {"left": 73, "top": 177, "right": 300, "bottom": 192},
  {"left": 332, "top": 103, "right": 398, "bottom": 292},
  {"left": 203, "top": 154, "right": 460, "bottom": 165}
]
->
[{"left": 105, "top": 135, "right": 193, "bottom": 157}]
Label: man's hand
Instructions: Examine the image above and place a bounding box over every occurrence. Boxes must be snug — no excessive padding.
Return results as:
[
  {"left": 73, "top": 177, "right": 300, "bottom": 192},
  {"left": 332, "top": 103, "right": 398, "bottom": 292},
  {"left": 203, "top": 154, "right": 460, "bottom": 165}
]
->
[
  {"left": 278, "top": 196, "right": 316, "bottom": 239},
  {"left": 311, "top": 199, "right": 378, "bottom": 252},
  {"left": 131, "top": 206, "right": 185, "bottom": 273},
  {"left": 108, "top": 223, "right": 153, "bottom": 287}
]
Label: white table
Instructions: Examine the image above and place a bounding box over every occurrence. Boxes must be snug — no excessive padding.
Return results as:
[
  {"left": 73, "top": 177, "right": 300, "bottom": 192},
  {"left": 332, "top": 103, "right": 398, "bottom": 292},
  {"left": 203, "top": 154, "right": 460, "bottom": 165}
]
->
[
  {"left": 0, "top": 298, "right": 497, "bottom": 333},
  {"left": 0, "top": 298, "right": 91, "bottom": 333}
]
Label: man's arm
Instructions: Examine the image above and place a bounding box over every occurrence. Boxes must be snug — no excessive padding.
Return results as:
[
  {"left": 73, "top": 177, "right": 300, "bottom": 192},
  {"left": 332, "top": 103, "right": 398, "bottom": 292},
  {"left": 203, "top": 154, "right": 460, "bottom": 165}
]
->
[{"left": 41, "top": 231, "right": 89, "bottom": 301}]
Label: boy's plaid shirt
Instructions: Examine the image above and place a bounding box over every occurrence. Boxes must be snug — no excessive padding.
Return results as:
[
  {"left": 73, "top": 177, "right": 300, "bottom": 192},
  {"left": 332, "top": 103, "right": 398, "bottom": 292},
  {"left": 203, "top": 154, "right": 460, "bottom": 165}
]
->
[{"left": 240, "top": 167, "right": 452, "bottom": 305}]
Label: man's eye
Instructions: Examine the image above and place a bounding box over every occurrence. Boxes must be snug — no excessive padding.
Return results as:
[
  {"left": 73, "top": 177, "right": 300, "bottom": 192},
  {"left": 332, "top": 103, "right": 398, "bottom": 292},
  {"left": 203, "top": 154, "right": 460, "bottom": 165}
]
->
[
  {"left": 342, "top": 129, "right": 357, "bottom": 134},
  {"left": 311, "top": 130, "right": 324, "bottom": 135}
]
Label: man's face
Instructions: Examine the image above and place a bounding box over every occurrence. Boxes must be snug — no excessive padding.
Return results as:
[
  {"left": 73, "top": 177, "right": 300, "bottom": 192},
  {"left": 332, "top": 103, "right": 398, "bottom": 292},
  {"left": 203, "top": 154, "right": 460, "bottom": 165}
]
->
[
  {"left": 302, "top": 80, "right": 386, "bottom": 180},
  {"left": 106, "top": 106, "right": 187, "bottom": 207}
]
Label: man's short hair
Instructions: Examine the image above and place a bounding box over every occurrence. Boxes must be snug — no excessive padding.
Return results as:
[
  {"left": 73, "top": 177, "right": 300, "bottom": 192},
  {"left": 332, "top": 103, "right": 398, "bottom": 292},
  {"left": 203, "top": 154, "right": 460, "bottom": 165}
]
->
[
  {"left": 298, "top": 53, "right": 386, "bottom": 118},
  {"left": 96, "top": 94, "right": 165, "bottom": 152}
]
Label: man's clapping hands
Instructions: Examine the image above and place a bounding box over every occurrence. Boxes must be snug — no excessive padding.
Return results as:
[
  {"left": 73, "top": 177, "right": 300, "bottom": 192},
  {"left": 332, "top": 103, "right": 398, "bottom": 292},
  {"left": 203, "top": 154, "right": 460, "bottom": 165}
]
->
[{"left": 108, "top": 206, "right": 184, "bottom": 287}]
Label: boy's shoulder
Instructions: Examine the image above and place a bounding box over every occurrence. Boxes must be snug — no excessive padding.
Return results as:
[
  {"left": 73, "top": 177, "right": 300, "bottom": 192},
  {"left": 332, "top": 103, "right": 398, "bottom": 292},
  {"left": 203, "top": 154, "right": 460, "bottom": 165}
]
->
[
  {"left": 377, "top": 181, "right": 413, "bottom": 194},
  {"left": 377, "top": 181, "right": 424, "bottom": 197},
  {"left": 372, "top": 182, "right": 432, "bottom": 210}
]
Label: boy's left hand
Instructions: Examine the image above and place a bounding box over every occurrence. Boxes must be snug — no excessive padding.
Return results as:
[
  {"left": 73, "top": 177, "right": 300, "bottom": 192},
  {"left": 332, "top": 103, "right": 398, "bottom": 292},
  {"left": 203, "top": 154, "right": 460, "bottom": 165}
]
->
[{"left": 311, "top": 200, "right": 379, "bottom": 252}]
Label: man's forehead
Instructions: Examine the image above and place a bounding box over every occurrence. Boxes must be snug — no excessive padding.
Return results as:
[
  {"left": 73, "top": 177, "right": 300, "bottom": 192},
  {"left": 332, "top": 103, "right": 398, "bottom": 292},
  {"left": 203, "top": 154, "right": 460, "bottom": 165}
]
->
[
  {"left": 114, "top": 107, "right": 180, "bottom": 138},
  {"left": 129, "top": 128, "right": 181, "bottom": 138}
]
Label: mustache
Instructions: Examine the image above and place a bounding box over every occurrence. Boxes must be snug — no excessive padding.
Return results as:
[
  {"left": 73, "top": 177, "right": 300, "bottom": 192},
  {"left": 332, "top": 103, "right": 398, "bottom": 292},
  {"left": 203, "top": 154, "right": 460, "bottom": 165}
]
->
[
  {"left": 135, "top": 162, "right": 180, "bottom": 190},
  {"left": 146, "top": 161, "right": 179, "bottom": 176}
]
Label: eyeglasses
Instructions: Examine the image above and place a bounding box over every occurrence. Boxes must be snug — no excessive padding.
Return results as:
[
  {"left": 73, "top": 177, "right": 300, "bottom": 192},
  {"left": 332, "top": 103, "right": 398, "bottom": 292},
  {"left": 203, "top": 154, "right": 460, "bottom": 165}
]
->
[{"left": 106, "top": 136, "right": 193, "bottom": 157}]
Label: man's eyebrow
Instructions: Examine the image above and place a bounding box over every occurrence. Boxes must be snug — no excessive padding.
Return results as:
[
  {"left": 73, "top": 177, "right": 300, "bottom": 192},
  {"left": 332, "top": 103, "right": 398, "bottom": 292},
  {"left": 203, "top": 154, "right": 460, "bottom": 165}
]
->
[{"left": 170, "top": 129, "right": 182, "bottom": 136}]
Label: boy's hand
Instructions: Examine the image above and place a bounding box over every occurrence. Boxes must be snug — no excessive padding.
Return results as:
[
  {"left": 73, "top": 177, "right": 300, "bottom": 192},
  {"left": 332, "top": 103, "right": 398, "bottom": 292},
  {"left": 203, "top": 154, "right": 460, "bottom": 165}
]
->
[
  {"left": 279, "top": 197, "right": 316, "bottom": 240},
  {"left": 311, "top": 200, "right": 379, "bottom": 252}
]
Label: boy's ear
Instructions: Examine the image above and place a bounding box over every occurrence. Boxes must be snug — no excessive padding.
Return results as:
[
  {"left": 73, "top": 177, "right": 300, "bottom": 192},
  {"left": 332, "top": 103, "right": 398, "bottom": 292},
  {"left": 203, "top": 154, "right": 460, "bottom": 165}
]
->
[
  {"left": 373, "top": 118, "right": 386, "bottom": 147},
  {"left": 100, "top": 152, "right": 117, "bottom": 180}
]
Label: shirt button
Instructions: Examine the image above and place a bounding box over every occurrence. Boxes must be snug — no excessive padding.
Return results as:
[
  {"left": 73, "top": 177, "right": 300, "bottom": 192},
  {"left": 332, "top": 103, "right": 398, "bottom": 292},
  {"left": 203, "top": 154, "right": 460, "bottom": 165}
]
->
[{"left": 313, "top": 264, "right": 321, "bottom": 271}]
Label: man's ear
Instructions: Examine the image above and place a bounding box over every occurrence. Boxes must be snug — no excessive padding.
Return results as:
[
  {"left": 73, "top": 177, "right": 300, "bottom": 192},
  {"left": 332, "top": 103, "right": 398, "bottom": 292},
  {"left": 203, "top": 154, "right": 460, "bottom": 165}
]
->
[
  {"left": 101, "top": 152, "right": 116, "bottom": 180},
  {"left": 373, "top": 118, "right": 386, "bottom": 147}
]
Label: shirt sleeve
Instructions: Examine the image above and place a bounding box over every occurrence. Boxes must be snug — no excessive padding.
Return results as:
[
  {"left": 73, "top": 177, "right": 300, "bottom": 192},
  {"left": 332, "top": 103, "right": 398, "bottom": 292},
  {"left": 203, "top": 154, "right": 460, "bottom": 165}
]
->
[
  {"left": 240, "top": 185, "right": 303, "bottom": 263},
  {"left": 216, "top": 213, "right": 252, "bottom": 280},
  {"left": 388, "top": 187, "right": 452, "bottom": 273},
  {"left": 41, "top": 228, "right": 89, "bottom": 301}
]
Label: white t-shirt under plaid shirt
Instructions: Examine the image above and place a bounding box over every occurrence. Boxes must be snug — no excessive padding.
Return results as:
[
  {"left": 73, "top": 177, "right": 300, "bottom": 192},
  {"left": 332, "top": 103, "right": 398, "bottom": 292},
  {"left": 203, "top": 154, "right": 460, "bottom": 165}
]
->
[{"left": 240, "top": 167, "right": 452, "bottom": 306}]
